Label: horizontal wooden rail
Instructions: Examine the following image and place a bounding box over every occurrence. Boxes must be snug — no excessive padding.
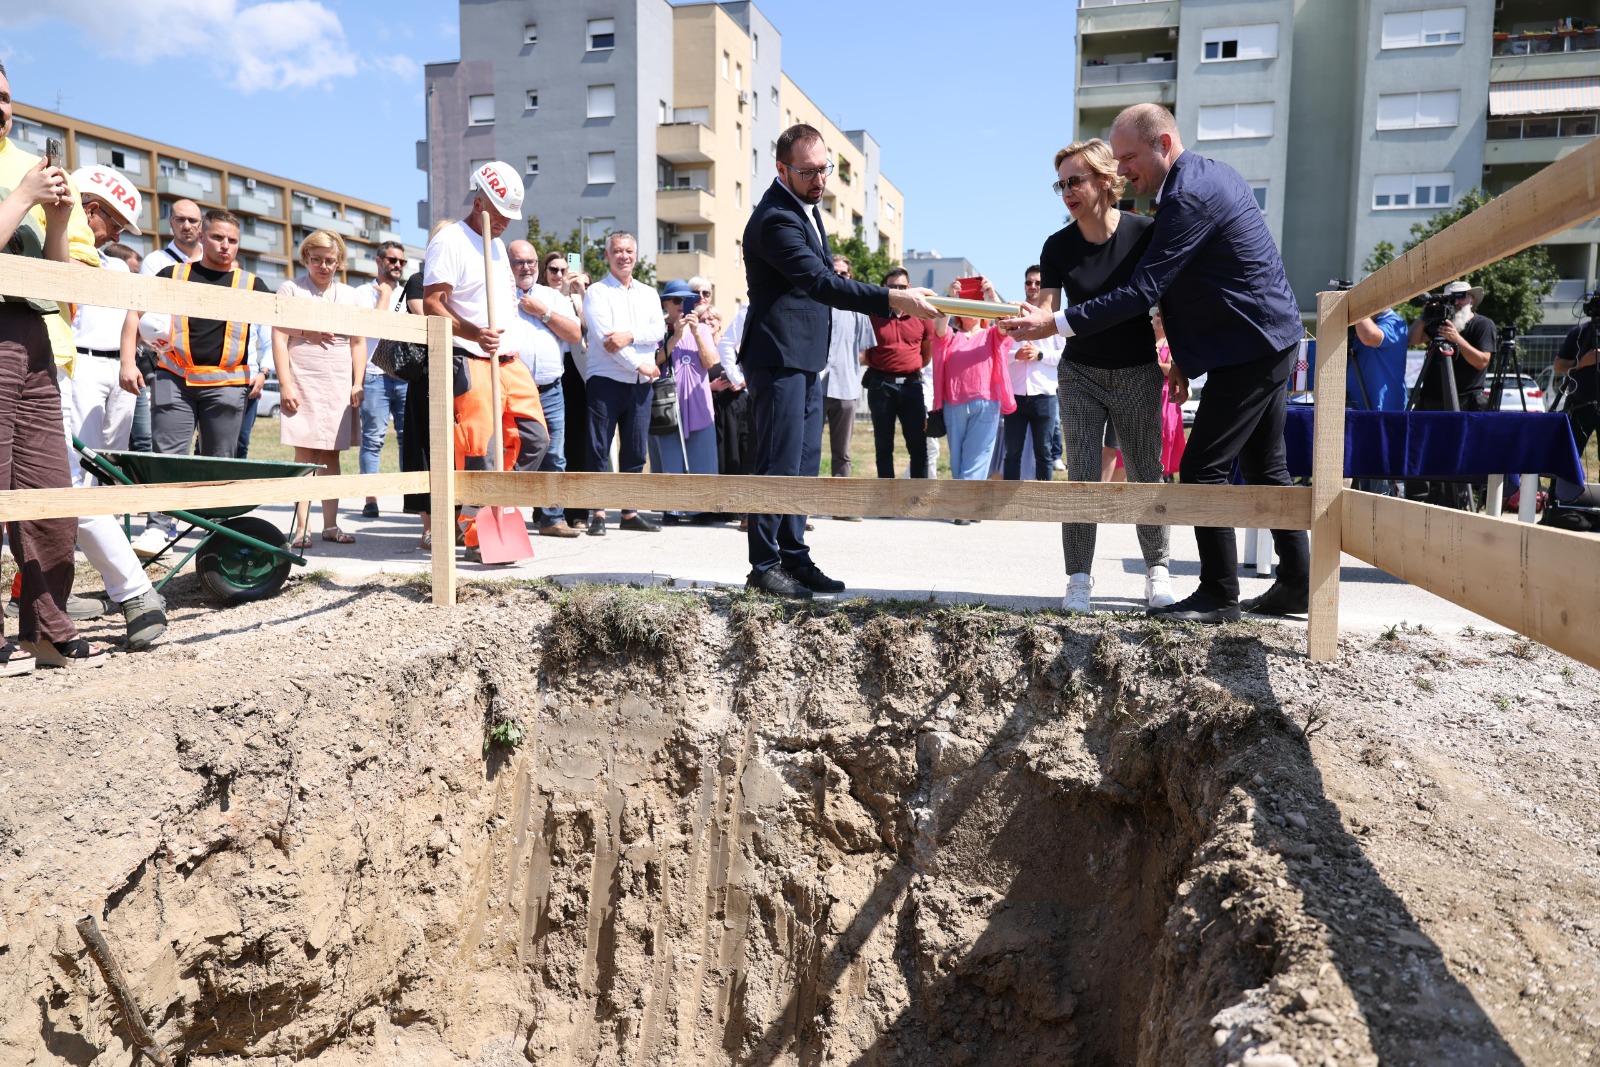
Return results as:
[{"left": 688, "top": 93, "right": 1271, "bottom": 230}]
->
[
  {"left": 1341, "top": 492, "right": 1600, "bottom": 669},
  {"left": 0, "top": 472, "right": 427, "bottom": 522},
  {"left": 0, "top": 256, "right": 429, "bottom": 343},
  {"left": 453, "top": 472, "right": 1314, "bottom": 529},
  {"left": 1347, "top": 137, "right": 1600, "bottom": 321}
]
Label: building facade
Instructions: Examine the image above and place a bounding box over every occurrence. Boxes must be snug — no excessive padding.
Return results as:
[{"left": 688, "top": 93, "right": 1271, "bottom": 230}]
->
[
  {"left": 420, "top": 0, "right": 906, "bottom": 307},
  {"left": 9, "top": 102, "right": 410, "bottom": 290},
  {"left": 1074, "top": 0, "right": 1599, "bottom": 337}
]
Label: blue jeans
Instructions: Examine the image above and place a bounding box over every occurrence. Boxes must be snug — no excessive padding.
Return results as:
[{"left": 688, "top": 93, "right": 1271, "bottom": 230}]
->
[
  {"left": 129, "top": 381, "right": 153, "bottom": 452},
  {"left": 944, "top": 398, "right": 1000, "bottom": 481},
  {"left": 359, "top": 370, "right": 408, "bottom": 476},
  {"left": 235, "top": 394, "right": 259, "bottom": 458},
  {"left": 535, "top": 380, "right": 565, "bottom": 523},
  {"left": 1003, "top": 393, "right": 1055, "bottom": 481}
]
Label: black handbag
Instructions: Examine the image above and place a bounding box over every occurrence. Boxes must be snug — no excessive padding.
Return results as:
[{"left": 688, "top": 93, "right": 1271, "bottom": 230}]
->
[
  {"left": 372, "top": 338, "right": 429, "bottom": 384},
  {"left": 649, "top": 375, "right": 680, "bottom": 435},
  {"left": 925, "top": 409, "right": 947, "bottom": 439}
]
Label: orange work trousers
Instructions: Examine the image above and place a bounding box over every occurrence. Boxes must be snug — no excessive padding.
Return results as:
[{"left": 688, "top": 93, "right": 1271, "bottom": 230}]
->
[{"left": 453, "top": 352, "right": 548, "bottom": 547}]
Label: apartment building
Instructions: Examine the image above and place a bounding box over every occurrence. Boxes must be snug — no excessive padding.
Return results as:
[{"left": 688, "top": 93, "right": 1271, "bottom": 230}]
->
[
  {"left": 419, "top": 0, "right": 906, "bottom": 307},
  {"left": 9, "top": 102, "right": 411, "bottom": 290},
  {"left": 1074, "top": 0, "right": 1598, "bottom": 337}
]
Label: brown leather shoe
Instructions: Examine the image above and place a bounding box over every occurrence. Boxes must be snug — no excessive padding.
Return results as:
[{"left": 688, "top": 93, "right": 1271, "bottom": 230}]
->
[{"left": 538, "top": 522, "right": 579, "bottom": 538}]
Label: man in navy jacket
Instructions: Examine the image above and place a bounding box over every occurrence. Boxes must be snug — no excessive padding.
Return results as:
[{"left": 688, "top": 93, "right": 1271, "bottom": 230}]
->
[
  {"left": 1003, "top": 104, "right": 1309, "bottom": 622},
  {"left": 740, "top": 124, "right": 937, "bottom": 599}
]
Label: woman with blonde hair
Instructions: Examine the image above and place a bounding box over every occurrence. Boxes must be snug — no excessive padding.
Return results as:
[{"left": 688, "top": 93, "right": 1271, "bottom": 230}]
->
[
  {"left": 273, "top": 228, "right": 365, "bottom": 546},
  {"left": 1036, "top": 138, "right": 1174, "bottom": 614}
]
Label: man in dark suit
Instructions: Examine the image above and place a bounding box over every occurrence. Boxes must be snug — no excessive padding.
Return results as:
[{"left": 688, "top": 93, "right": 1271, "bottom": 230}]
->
[
  {"left": 741, "top": 123, "right": 938, "bottom": 599},
  {"left": 1002, "top": 104, "right": 1308, "bottom": 623}
]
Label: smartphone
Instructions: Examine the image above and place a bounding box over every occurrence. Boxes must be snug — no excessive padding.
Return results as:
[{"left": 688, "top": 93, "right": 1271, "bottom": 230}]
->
[
  {"left": 45, "top": 137, "right": 64, "bottom": 170},
  {"left": 681, "top": 293, "right": 700, "bottom": 316},
  {"left": 566, "top": 252, "right": 582, "bottom": 275}
]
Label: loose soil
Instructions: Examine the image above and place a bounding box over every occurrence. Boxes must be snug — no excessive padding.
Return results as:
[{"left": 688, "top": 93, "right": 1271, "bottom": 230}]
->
[{"left": 1, "top": 573, "right": 1596, "bottom": 1066}]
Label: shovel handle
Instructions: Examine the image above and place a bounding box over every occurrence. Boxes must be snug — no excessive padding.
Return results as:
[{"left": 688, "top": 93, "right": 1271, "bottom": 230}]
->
[{"left": 480, "top": 210, "right": 504, "bottom": 473}]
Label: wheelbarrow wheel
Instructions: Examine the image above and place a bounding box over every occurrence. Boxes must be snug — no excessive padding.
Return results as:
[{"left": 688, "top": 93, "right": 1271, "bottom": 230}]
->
[{"left": 196, "top": 516, "right": 293, "bottom": 604}]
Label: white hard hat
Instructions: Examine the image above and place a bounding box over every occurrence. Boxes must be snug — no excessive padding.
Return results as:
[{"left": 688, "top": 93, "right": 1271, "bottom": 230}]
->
[
  {"left": 470, "top": 161, "right": 524, "bottom": 221},
  {"left": 139, "top": 312, "right": 172, "bottom": 349},
  {"left": 71, "top": 165, "right": 143, "bottom": 236}
]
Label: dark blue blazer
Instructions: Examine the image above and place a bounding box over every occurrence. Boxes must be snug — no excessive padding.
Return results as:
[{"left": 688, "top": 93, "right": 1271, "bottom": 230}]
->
[
  {"left": 741, "top": 180, "right": 891, "bottom": 373},
  {"left": 1062, "top": 151, "right": 1302, "bottom": 378}
]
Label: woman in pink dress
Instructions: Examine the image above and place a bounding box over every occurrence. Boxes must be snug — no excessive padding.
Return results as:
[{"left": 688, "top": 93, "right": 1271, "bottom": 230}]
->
[
  {"left": 273, "top": 229, "right": 365, "bottom": 547},
  {"left": 1153, "top": 309, "right": 1186, "bottom": 479}
]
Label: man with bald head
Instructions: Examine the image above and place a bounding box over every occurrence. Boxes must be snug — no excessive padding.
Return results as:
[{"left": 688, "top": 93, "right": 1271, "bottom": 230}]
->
[
  {"left": 1002, "top": 102, "right": 1308, "bottom": 624},
  {"left": 140, "top": 198, "right": 202, "bottom": 277}
]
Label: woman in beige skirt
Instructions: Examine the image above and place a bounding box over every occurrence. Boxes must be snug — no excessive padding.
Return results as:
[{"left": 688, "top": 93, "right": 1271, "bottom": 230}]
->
[{"left": 274, "top": 229, "right": 365, "bottom": 546}]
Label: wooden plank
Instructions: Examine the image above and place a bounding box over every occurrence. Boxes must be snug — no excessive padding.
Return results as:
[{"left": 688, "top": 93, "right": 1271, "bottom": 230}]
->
[
  {"left": 0, "top": 256, "right": 429, "bottom": 343},
  {"left": 1341, "top": 492, "right": 1600, "bottom": 669},
  {"left": 1347, "top": 138, "right": 1600, "bottom": 321},
  {"left": 427, "top": 316, "right": 456, "bottom": 607},
  {"left": 453, "top": 472, "right": 1314, "bottom": 529},
  {"left": 1307, "top": 294, "right": 1349, "bottom": 661},
  {"left": 0, "top": 472, "right": 427, "bottom": 522}
]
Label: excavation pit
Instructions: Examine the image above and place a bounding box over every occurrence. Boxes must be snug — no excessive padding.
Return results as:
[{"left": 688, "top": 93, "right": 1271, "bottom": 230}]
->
[{"left": 2, "top": 579, "right": 1595, "bottom": 1066}]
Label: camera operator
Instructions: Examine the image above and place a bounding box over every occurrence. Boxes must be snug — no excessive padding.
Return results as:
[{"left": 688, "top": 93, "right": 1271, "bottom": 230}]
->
[
  {"left": 1350, "top": 307, "right": 1409, "bottom": 412},
  {"left": 1405, "top": 279, "right": 1497, "bottom": 508},
  {"left": 1552, "top": 294, "right": 1600, "bottom": 471}
]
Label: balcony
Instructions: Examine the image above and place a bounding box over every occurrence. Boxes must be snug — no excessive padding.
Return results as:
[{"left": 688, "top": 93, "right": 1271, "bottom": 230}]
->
[
  {"left": 237, "top": 232, "right": 274, "bottom": 255},
  {"left": 1484, "top": 112, "right": 1597, "bottom": 164},
  {"left": 1080, "top": 58, "right": 1177, "bottom": 88},
  {"left": 657, "top": 187, "right": 715, "bottom": 224},
  {"left": 292, "top": 210, "right": 358, "bottom": 238},
  {"left": 156, "top": 175, "right": 207, "bottom": 200},
  {"left": 656, "top": 249, "right": 713, "bottom": 280},
  {"left": 657, "top": 121, "right": 716, "bottom": 164},
  {"left": 1078, "top": 0, "right": 1178, "bottom": 35},
  {"left": 415, "top": 139, "right": 429, "bottom": 171},
  {"left": 375, "top": 228, "right": 404, "bottom": 245},
  {"left": 228, "top": 192, "right": 278, "bottom": 216},
  {"left": 1543, "top": 278, "right": 1592, "bottom": 308},
  {"left": 347, "top": 255, "right": 379, "bottom": 277},
  {"left": 1491, "top": 25, "right": 1600, "bottom": 79}
]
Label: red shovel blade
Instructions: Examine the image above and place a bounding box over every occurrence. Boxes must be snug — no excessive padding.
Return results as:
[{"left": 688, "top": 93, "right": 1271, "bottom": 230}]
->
[{"left": 476, "top": 505, "right": 535, "bottom": 564}]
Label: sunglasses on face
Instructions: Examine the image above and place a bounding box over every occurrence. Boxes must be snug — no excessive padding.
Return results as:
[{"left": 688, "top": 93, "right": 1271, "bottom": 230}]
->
[
  {"left": 1052, "top": 174, "right": 1093, "bottom": 196},
  {"left": 382, "top": 256, "right": 407, "bottom": 265}
]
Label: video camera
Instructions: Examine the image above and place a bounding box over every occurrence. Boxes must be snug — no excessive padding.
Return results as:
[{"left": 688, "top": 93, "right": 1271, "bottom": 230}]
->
[
  {"left": 1418, "top": 292, "right": 1451, "bottom": 337},
  {"left": 1583, "top": 290, "right": 1600, "bottom": 319}
]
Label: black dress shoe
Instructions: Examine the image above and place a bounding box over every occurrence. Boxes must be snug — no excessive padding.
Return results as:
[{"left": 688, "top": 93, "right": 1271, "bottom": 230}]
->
[
  {"left": 587, "top": 515, "right": 607, "bottom": 536},
  {"left": 746, "top": 566, "right": 813, "bottom": 600},
  {"left": 361, "top": 501, "right": 380, "bottom": 519},
  {"left": 619, "top": 513, "right": 661, "bottom": 533},
  {"left": 788, "top": 563, "right": 845, "bottom": 593},
  {"left": 661, "top": 513, "right": 684, "bottom": 526},
  {"left": 1149, "top": 593, "right": 1241, "bottom": 624},
  {"left": 1241, "top": 582, "right": 1309, "bottom": 616}
]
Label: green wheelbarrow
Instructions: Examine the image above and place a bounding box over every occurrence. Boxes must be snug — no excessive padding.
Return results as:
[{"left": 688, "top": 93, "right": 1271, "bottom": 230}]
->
[{"left": 74, "top": 440, "right": 320, "bottom": 604}]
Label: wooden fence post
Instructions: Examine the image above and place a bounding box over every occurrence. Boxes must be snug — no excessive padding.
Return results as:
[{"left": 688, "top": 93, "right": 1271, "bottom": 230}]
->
[
  {"left": 1307, "top": 291, "right": 1349, "bottom": 661},
  {"left": 428, "top": 316, "right": 456, "bottom": 606}
]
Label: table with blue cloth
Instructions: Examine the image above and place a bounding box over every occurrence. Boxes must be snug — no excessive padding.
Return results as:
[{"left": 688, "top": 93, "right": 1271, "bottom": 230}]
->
[{"left": 1281, "top": 406, "right": 1586, "bottom": 518}]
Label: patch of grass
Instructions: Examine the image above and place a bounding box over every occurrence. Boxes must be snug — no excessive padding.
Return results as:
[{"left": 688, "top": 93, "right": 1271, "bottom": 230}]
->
[
  {"left": 544, "top": 583, "right": 704, "bottom": 670},
  {"left": 1413, "top": 675, "right": 1436, "bottom": 693},
  {"left": 1494, "top": 694, "right": 1513, "bottom": 712},
  {"left": 484, "top": 718, "right": 525, "bottom": 753},
  {"left": 1560, "top": 664, "right": 1575, "bottom": 682},
  {"left": 1380, "top": 622, "right": 1401, "bottom": 642}
]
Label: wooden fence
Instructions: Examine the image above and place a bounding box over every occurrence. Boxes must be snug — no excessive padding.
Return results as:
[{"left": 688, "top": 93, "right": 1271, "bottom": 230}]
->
[{"left": 2, "top": 138, "right": 1598, "bottom": 667}]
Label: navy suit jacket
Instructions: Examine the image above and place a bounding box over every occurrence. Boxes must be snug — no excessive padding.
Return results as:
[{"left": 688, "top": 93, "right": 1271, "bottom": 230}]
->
[
  {"left": 741, "top": 180, "right": 891, "bottom": 374},
  {"left": 1062, "top": 151, "right": 1302, "bottom": 378}
]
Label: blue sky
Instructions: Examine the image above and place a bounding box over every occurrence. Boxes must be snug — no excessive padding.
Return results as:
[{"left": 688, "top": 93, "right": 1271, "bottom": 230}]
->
[{"left": 0, "top": 0, "right": 1075, "bottom": 295}]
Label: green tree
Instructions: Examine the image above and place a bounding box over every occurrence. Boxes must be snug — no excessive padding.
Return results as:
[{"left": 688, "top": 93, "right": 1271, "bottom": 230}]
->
[
  {"left": 829, "top": 226, "right": 901, "bottom": 287},
  {"left": 1362, "top": 240, "right": 1395, "bottom": 277},
  {"left": 523, "top": 215, "right": 655, "bottom": 287},
  {"left": 1365, "top": 190, "right": 1557, "bottom": 332}
]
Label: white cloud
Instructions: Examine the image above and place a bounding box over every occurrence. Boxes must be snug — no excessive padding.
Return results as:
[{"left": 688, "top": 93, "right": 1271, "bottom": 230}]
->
[{"left": 0, "top": 0, "right": 415, "bottom": 93}]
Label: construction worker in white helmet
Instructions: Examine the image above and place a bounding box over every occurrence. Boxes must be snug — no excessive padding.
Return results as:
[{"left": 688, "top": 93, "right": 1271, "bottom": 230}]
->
[{"left": 422, "top": 160, "right": 548, "bottom": 559}]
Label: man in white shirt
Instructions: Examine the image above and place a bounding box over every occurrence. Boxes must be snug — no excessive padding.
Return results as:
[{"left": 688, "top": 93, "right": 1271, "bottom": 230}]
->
[
  {"left": 509, "top": 238, "right": 583, "bottom": 537},
  {"left": 129, "top": 198, "right": 202, "bottom": 453},
  {"left": 353, "top": 241, "right": 412, "bottom": 517},
  {"left": 821, "top": 255, "right": 875, "bottom": 497},
  {"left": 1002, "top": 265, "right": 1065, "bottom": 480},
  {"left": 580, "top": 231, "right": 665, "bottom": 535}
]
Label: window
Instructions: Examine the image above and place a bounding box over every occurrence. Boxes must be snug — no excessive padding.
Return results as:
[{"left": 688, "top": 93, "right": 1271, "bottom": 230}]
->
[
  {"left": 110, "top": 149, "right": 126, "bottom": 168},
  {"left": 1249, "top": 183, "right": 1268, "bottom": 211},
  {"left": 752, "top": 149, "right": 758, "bottom": 175},
  {"left": 468, "top": 94, "right": 495, "bottom": 126},
  {"left": 587, "top": 84, "right": 616, "bottom": 118},
  {"left": 526, "top": 156, "right": 540, "bottom": 177},
  {"left": 735, "top": 64, "right": 743, "bottom": 91},
  {"left": 587, "top": 18, "right": 615, "bottom": 51},
  {"left": 659, "top": 99, "right": 668, "bottom": 124},
  {"left": 722, "top": 52, "right": 729, "bottom": 80},
  {"left": 838, "top": 159, "right": 853, "bottom": 185},
  {"left": 770, "top": 87, "right": 779, "bottom": 106},
  {"left": 525, "top": 90, "right": 539, "bottom": 111},
  {"left": 735, "top": 123, "right": 742, "bottom": 149},
  {"left": 1196, "top": 102, "right": 1274, "bottom": 140},
  {"left": 735, "top": 182, "right": 743, "bottom": 207},
  {"left": 735, "top": 239, "right": 743, "bottom": 266},
  {"left": 1381, "top": 7, "right": 1465, "bottom": 49},
  {"left": 1376, "top": 90, "right": 1460, "bottom": 130},
  {"left": 587, "top": 152, "right": 617, "bottom": 185},
  {"left": 752, "top": 33, "right": 759, "bottom": 60},
  {"left": 1374, "top": 172, "right": 1453, "bottom": 209},
  {"left": 523, "top": 23, "right": 537, "bottom": 45},
  {"left": 1201, "top": 23, "right": 1279, "bottom": 62},
  {"left": 469, "top": 159, "right": 492, "bottom": 177},
  {"left": 884, "top": 200, "right": 897, "bottom": 222}
]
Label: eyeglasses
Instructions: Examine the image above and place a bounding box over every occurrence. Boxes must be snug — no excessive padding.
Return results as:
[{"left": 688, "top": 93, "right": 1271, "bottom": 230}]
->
[
  {"left": 381, "top": 255, "right": 407, "bottom": 265},
  {"left": 171, "top": 216, "right": 202, "bottom": 227},
  {"left": 782, "top": 161, "right": 835, "bottom": 181},
  {"left": 1051, "top": 174, "right": 1093, "bottom": 196},
  {"left": 509, "top": 258, "right": 539, "bottom": 268},
  {"left": 306, "top": 256, "right": 341, "bottom": 269},
  {"left": 696, "top": 289, "right": 712, "bottom": 298}
]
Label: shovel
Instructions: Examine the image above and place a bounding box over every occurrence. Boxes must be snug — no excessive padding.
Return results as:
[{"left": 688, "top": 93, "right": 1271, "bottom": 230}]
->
[{"left": 473, "top": 210, "right": 535, "bottom": 564}]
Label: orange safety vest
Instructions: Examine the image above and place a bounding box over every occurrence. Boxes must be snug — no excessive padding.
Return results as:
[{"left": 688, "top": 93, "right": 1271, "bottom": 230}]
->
[{"left": 157, "top": 262, "right": 258, "bottom": 387}]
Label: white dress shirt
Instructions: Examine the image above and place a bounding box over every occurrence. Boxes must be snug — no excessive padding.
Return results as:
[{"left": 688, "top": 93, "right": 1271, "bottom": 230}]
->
[
  {"left": 72, "top": 251, "right": 131, "bottom": 352},
  {"left": 774, "top": 178, "right": 827, "bottom": 250},
  {"left": 1007, "top": 333, "right": 1063, "bottom": 396},
  {"left": 716, "top": 304, "right": 747, "bottom": 388},
  {"left": 514, "top": 282, "right": 570, "bottom": 385},
  {"left": 139, "top": 241, "right": 198, "bottom": 277},
  {"left": 582, "top": 272, "right": 667, "bottom": 383}
]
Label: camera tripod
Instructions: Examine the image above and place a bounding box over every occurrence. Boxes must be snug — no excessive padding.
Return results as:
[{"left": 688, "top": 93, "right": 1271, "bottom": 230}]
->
[
  {"left": 1406, "top": 338, "right": 1460, "bottom": 414},
  {"left": 1486, "top": 327, "right": 1527, "bottom": 412}
]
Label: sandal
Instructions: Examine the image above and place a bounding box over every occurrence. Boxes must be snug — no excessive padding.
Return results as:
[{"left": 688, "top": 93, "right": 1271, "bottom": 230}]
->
[
  {"left": 418, "top": 530, "right": 433, "bottom": 550},
  {"left": 1, "top": 639, "right": 36, "bottom": 677},
  {"left": 322, "top": 527, "right": 357, "bottom": 544},
  {"left": 20, "top": 637, "right": 108, "bottom": 669},
  {"left": 290, "top": 532, "right": 312, "bottom": 550}
]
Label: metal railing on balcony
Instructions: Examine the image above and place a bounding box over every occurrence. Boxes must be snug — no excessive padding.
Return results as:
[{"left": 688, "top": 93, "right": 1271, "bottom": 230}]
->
[
  {"left": 1080, "top": 59, "right": 1177, "bottom": 86},
  {"left": 1487, "top": 113, "right": 1599, "bottom": 140},
  {"left": 1492, "top": 27, "right": 1599, "bottom": 57}
]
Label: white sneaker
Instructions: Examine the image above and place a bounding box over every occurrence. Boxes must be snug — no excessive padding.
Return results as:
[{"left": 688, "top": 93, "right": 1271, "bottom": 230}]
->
[
  {"left": 1052, "top": 458, "right": 1066, "bottom": 472},
  {"left": 130, "top": 526, "right": 171, "bottom": 559},
  {"left": 1063, "top": 572, "right": 1094, "bottom": 614},
  {"left": 1146, "top": 564, "right": 1176, "bottom": 609}
]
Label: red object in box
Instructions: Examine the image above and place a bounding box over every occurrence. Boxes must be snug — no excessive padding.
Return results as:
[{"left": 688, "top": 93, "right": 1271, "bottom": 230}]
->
[{"left": 955, "top": 276, "right": 983, "bottom": 299}]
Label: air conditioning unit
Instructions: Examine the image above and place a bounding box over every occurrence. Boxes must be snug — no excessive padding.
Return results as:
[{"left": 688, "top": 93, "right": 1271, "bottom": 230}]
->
[
  {"left": 360, "top": 228, "right": 372, "bottom": 239},
  {"left": 739, "top": 90, "right": 750, "bottom": 105},
  {"left": 245, "top": 177, "right": 257, "bottom": 191},
  {"left": 176, "top": 159, "right": 190, "bottom": 171}
]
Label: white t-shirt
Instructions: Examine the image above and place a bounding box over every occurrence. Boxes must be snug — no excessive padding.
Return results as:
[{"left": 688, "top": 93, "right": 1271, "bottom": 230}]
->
[
  {"left": 355, "top": 278, "right": 411, "bottom": 368},
  {"left": 72, "top": 252, "right": 131, "bottom": 352},
  {"left": 423, "top": 221, "right": 516, "bottom": 358},
  {"left": 513, "top": 282, "right": 570, "bottom": 385}
]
